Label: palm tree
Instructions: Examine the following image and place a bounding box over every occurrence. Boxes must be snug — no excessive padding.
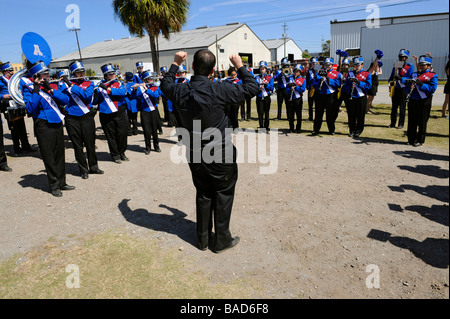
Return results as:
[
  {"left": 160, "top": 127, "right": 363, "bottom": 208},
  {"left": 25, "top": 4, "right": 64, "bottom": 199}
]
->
[{"left": 112, "top": 0, "right": 190, "bottom": 74}]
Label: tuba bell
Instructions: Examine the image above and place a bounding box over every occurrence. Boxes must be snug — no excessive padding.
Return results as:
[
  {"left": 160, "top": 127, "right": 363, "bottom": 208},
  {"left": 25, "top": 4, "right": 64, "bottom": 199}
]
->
[{"left": 8, "top": 68, "right": 28, "bottom": 106}]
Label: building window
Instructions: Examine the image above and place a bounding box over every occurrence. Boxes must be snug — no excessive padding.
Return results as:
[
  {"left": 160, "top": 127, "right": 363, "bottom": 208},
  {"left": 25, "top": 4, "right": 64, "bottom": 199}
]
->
[{"left": 244, "top": 33, "right": 247, "bottom": 40}]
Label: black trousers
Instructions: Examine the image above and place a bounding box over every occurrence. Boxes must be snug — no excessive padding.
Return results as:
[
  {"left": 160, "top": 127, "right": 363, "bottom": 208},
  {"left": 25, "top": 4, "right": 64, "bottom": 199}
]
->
[
  {"left": 141, "top": 110, "right": 160, "bottom": 151},
  {"left": 307, "top": 89, "right": 315, "bottom": 121},
  {"left": 188, "top": 160, "right": 238, "bottom": 251},
  {"left": 127, "top": 109, "right": 138, "bottom": 135},
  {"left": 314, "top": 93, "right": 337, "bottom": 134},
  {"left": 7, "top": 117, "right": 31, "bottom": 153},
  {"left": 256, "top": 96, "right": 271, "bottom": 130},
  {"left": 239, "top": 102, "right": 246, "bottom": 120},
  {"left": 277, "top": 88, "right": 289, "bottom": 120},
  {"left": 407, "top": 96, "right": 432, "bottom": 145},
  {"left": 34, "top": 118, "right": 66, "bottom": 191},
  {"left": 162, "top": 98, "right": 170, "bottom": 122},
  {"left": 226, "top": 103, "right": 239, "bottom": 130},
  {"left": 391, "top": 87, "right": 406, "bottom": 127},
  {"left": 0, "top": 116, "right": 8, "bottom": 168},
  {"left": 99, "top": 109, "right": 129, "bottom": 161},
  {"left": 288, "top": 97, "right": 303, "bottom": 131},
  {"left": 346, "top": 95, "right": 368, "bottom": 135},
  {"left": 65, "top": 113, "right": 99, "bottom": 174},
  {"left": 244, "top": 97, "right": 251, "bottom": 120}
]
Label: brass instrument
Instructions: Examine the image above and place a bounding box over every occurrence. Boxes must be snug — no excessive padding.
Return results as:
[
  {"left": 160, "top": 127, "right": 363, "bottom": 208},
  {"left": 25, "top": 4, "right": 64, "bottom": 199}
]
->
[{"left": 390, "top": 61, "right": 404, "bottom": 98}]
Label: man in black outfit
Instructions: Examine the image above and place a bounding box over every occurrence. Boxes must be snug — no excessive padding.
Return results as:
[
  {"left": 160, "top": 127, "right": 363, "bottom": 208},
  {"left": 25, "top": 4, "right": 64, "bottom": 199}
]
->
[{"left": 160, "top": 50, "right": 258, "bottom": 253}]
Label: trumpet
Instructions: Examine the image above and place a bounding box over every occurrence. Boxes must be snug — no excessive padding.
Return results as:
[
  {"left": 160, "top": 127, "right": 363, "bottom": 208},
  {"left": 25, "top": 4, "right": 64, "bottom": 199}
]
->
[{"left": 282, "top": 68, "right": 291, "bottom": 76}]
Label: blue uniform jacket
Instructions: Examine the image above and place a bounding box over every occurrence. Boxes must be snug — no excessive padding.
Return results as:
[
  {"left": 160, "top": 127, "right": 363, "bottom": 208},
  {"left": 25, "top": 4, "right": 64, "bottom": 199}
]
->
[
  {"left": 342, "top": 70, "right": 372, "bottom": 99},
  {"left": 92, "top": 80, "right": 127, "bottom": 114},
  {"left": 312, "top": 69, "right": 342, "bottom": 95},
  {"left": 285, "top": 75, "right": 306, "bottom": 100},
  {"left": 135, "top": 85, "right": 161, "bottom": 112},
  {"left": 255, "top": 73, "right": 274, "bottom": 98},
  {"left": 25, "top": 86, "right": 69, "bottom": 123},
  {"left": 61, "top": 80, "right": 95, "bottom": 116},
  {"left": 389, "top": 63, "right": 414, "bottom": 90},
  {"left": 125, "top": 82, "right": 138, "bottom": 113},
  {"left": 406, "top": 70, "right": 438, "bottom": 100}
]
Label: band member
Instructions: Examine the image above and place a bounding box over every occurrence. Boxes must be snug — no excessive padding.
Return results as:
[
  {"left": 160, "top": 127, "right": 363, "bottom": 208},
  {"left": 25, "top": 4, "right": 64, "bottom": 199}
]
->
[
  {"left": 60, "top": 61, "right": 104, "bottom": 179},
  {"left": 133, "top": 70, "right": 162, "bottom": 154},
  {"left": 133, "top": 61, "right": 144, "bottom": 84},
  {"left": 93, "top": 63, "right": 129, "bottom": 164},
  {"left": 305, "top": 57, "right": 319, "bottom": 122},
  {"left": 0, "top": 62, "right": 34, "bottom": 156},
  {"left": 312, "top": 57, "right": 342, "bottom": 135},
  {"left": 255, "top": 61, "right": 274, "bottom": 131},
  {"left": 124, "top": 72, "right": 139, "bottom": 135},
  {"left": 406, "top": 55, "right": 438, "bottom": 147},
  {"left": 366, "top": 60, "right": 383, "bottom": 114},
  {"left": 286, "top": 64, "right": 306, "bottom": 133},
  {"left": 333, "top": 57, "right": 351, "bottom": 120},
  {"left": 223, "top": 67, "right": 242, "bottom": 129},
  {"left": 342, "top": 57, "right": 372, "bottom": 138},
  {"left": 388, "top": 49, "right": 414, "bottom": 129},
  {"left": 276, "top": 58, "right": 290, "bottom": 120},
  {"left": 22, "top": 61, "right": 74, "bottom": 197}
]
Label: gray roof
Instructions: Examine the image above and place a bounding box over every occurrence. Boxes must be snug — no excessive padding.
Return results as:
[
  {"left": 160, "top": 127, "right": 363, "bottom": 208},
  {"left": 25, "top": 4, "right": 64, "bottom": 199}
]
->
[
  {"left": 263, "top": 38, "right": 290, "bottom": 49},
  {"left": 53, "top": 23, "right": 245, "bottom": 63}
]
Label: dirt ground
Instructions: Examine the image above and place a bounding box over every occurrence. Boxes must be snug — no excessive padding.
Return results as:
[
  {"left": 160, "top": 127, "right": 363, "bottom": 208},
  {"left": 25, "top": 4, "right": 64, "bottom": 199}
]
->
[{"left": 0, "top": 109, "right": 448, "bottom": 299}]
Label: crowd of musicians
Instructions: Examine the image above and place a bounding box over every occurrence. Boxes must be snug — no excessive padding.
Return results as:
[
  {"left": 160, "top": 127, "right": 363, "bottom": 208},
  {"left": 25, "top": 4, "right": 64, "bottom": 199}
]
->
[{"left": 0, "top": 47, "right": 446, "bottom": 196}]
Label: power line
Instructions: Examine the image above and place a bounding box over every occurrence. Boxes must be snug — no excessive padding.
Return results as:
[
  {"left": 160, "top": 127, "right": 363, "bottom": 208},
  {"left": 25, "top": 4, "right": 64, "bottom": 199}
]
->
[{"left": 247, "top": 0, "right": 431, "bottom": 27}]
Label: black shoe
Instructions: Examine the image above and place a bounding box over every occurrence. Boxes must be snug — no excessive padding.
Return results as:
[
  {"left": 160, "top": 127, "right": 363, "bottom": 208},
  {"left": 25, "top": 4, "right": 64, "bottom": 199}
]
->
[
  {"left": 144, "top": 149, "right": 150, "bottom": 155},
  {"left": 353, "top": 133, "right": 360, "bottom": 138},
  {"left": 413, "top": 142, "right": 422, "bottom": 147},
  {"left": 23, "top": 146, "right": 37, "bottom": 153},
  {"left": 214, "top": 236, "right": 240, "bottom": 254},
  {"left": 198, "top": 243, "right": 208, "bottom": 251},
  {"left": 348, "top": 132, "right": 354, "bottom": 137},
  {"left": 121, "top": 154, "right": 129, "bottom": 161},
  {"left": 397, "top": 125, "right": 404, "bottom": 129},
  {"left": 52, "top": 189, "right": 62, "bottom": 197},
  {"left": 60, "top": 185, "right": 75, "bottom": 191},
  {"left": 330, "top": 132, "right": 335, "bottom": 135},
  {"left": 311, "top": 132, "right": 318, "bottom": 136},
  {"left": 114, "top": 159, "right": 122, "bottom": 164},
  {"left": 154, "top": 147, "right": 161, "bottom": 153},
  {"left": 0, "top": 165, "right": 12, "bottom": 172},
  {"left": 89, "top": 168, "right": 104, "bottom": 175},
  {"left": 388, "top": 125, "right": 395, "bottom": 128},
  {"left": 81, "top": 173, "right": 89, "bottom": 179}
]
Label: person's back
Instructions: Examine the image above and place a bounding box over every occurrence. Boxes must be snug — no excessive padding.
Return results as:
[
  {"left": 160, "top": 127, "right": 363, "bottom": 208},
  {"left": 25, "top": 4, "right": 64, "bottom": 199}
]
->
[
  {"left": 160, "top": 49, "right": 258, "bottom": 253},
  {"left": 161, "top": 49, "right": 258, "bottom": 162}
]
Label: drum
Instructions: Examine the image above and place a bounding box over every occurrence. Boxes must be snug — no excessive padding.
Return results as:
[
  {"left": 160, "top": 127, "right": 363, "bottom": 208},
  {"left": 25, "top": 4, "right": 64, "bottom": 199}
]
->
[{"left": 5, "top": 104, "right": 26, "bottom": 122}]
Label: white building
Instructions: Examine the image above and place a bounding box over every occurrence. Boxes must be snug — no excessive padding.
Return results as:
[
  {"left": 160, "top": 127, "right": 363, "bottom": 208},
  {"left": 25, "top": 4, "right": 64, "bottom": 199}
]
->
[
  {"left": 262, "top": 38, "right": 303, "bottom": 64},
  {"left": 330, "top": 12, "right": 449, "bottom": 80},
  {"left": 50, "top": 23, "right": 271, "bottom": 76}
]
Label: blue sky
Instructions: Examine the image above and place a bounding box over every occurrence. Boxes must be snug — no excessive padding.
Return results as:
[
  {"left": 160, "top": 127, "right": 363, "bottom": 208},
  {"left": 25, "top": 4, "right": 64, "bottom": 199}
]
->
[{"left": 0, "top": 0, "right": 448, "bottom": 64}]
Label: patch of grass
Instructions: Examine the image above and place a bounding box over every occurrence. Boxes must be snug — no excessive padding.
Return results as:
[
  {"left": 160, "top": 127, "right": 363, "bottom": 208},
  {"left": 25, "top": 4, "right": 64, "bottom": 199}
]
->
[
  {"left": 235, "top": 102, "right": 448, "bottom": 150},
  {"left": 0, "top": 230, "right": 259, "bottom": 299}
]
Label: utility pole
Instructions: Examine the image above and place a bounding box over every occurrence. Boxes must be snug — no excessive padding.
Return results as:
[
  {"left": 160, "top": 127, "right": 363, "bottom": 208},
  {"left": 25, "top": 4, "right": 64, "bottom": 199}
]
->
[
  {"left": 69, "top": 28, "right": 83, "bottom": 61},
  {"left": 282, "top": 22, "right": 288, "bottom": 58}
]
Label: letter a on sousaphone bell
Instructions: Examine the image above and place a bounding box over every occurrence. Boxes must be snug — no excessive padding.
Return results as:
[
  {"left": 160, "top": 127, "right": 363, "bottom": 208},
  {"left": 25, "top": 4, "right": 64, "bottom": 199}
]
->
[{"left": 21, "top": 32, "right": 52, "bottom": 65}]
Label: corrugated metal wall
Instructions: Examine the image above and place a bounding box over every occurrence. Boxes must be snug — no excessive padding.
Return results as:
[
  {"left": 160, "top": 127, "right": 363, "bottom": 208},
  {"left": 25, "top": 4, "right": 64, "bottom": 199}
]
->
[
  {"left": 330, "top": 13, "right": 449, "bottom": 80},
  {"left": 361, "top": 18, "right": 449, "bottom": 80}
]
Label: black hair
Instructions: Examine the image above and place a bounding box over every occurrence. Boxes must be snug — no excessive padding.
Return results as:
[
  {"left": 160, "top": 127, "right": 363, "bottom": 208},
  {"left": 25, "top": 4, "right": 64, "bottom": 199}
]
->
[{"left": 193, "top": 49, "right": 216, "bottom": 76}]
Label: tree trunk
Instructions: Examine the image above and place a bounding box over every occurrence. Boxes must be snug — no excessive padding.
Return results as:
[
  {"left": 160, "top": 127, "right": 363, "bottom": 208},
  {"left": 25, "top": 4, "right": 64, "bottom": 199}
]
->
[{"left": 149, "top": 35, "right": 159, "bottom": 73}]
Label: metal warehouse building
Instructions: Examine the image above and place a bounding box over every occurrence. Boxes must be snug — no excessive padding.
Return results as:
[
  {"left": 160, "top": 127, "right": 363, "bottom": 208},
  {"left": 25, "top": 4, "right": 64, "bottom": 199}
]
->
[
  {"left": 50, "top": 23, "right": 271, "bottom": 76},
  {"left": 330, "top": 12, "right": 449, "bottom": 80}
]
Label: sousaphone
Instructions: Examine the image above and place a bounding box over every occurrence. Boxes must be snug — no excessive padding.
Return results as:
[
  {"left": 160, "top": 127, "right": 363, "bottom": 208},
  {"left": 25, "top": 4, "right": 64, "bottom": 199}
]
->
[{"left": 8, "top": 32, "right": 52, "bottom": 107}]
